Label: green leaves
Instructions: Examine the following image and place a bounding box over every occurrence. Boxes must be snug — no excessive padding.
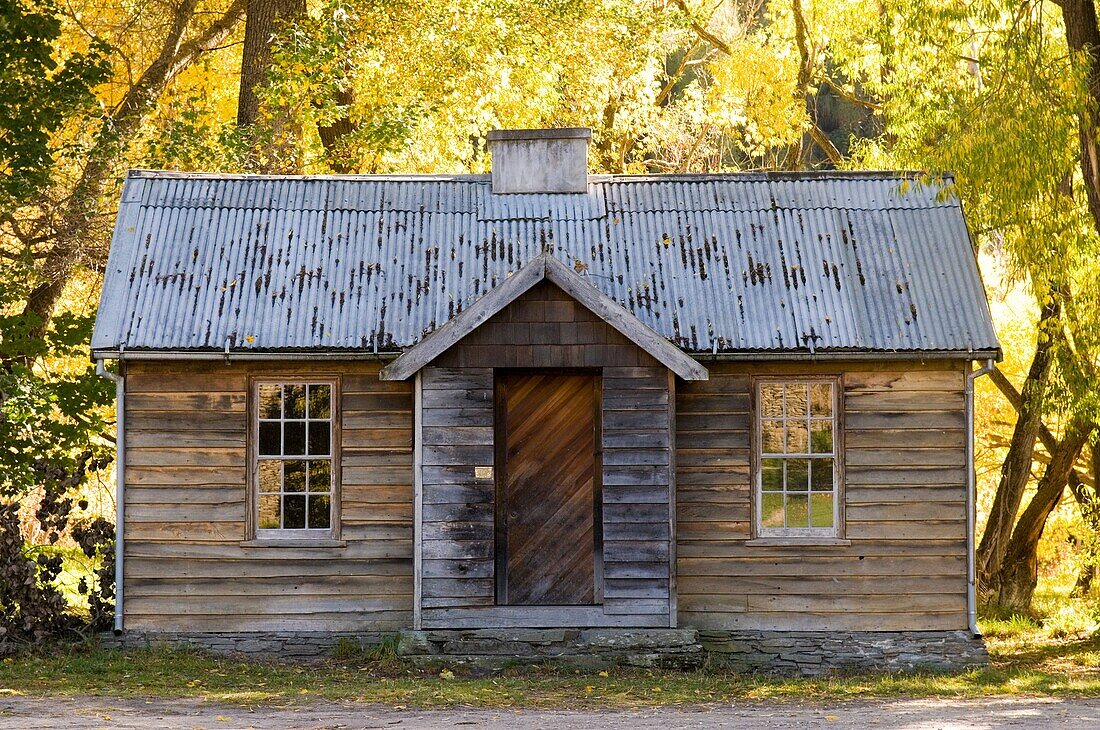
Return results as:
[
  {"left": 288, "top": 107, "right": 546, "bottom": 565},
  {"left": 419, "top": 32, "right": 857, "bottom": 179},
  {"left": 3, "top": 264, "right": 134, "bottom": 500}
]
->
[
  {"left": 0, "top": 269, "right": 114, "bottom": 502},
  {"left": 0, "top": 0, "right": 109, "bottom": 210}
]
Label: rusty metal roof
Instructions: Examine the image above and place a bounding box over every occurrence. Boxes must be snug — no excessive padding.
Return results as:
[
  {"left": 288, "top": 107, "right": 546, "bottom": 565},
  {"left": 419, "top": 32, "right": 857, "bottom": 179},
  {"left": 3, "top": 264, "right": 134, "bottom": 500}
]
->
[{"left": 91, "top": 170, "right": 1000, "bottom": 359}]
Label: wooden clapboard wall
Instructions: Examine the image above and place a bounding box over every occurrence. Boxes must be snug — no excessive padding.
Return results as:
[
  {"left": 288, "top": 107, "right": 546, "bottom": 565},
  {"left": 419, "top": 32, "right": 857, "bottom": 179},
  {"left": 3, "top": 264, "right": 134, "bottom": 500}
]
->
[
  {"left": 123, "top": 361, "right": 413, "bottom": 631},
  {"left": 419, "top": 281, "right": 674, "bottom": 628},
  {"left": 419, "top": 366, "right": 496, "bottom": 614},
  {"left": 675, "top": 361, "right": 969, "bottom": 632}
]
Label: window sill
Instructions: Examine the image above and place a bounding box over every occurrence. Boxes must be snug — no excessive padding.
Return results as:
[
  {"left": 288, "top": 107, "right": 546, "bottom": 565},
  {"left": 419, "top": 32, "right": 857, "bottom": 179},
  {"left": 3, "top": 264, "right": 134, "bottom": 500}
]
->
[
  {"left": 240, "top": 538, "right": 347, "bottom": 549},
  {"left": 744, "top": 537, "right": 851, "bottom": 548}
]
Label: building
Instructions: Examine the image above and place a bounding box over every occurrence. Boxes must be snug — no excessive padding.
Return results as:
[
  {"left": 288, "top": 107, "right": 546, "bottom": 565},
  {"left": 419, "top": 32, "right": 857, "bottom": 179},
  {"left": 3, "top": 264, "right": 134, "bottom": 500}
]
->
[{"left": 92, "top": 128, "right": 999, "bottom": 672}]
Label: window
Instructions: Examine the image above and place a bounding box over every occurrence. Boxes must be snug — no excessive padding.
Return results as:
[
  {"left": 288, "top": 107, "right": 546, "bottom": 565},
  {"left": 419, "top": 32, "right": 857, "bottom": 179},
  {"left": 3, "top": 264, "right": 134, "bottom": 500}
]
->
[
  {"left": 756, "top": 379, "right": 839, "bottom": 537},
  {"left": 254, "top": 381, "right": 337, "bottom": 537}
]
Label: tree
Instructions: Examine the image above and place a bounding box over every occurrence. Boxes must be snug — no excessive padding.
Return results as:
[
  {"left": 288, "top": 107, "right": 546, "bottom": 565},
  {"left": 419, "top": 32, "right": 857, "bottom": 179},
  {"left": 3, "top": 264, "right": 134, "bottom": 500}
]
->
[
  {"left": 841, "top": 0, "right": 1100, "bottom": 610},
  {"left": 0, "top": 0, "right": 249, "bottom": 642},
  {"left": 0, "top": 0, "right": 117, "bottom": 646},
  {"left": 238, "top": 0, "right": 307, "bottom": 171},
  {"left": 8, "top": 0, "right": 247, "bottom": 341}
]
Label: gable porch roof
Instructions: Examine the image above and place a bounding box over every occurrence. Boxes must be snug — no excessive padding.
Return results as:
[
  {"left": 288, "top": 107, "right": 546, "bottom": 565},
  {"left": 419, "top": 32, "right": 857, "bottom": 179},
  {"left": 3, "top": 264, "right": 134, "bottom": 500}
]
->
[{"left": 379, "top": 253, "right": 708, "bottom": 381}]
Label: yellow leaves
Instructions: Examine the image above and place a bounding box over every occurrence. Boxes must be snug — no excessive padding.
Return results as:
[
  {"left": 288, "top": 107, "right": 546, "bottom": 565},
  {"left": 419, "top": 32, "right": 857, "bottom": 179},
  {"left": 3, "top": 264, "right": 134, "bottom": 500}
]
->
[
  {"left": 705, "top": 36, "right": 805, "bottom": 155},
  {"left": 439, "top": 669, "right": 455, "bottom": 680}
]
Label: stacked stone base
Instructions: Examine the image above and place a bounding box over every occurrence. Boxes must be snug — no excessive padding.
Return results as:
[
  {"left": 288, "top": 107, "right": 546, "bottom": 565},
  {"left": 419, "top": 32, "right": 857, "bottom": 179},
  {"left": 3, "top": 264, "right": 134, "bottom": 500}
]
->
[
  {"left": 100, "top": 628, "right": 988, "bottom": 675},
  {"left": 700, "top": 630, "right": 989, "bottom": 676},
  {"left": 98, "top": 631, "right": 389, "bottom": 661},
  {"left": 395, "top": 629, "right": 703, "bottom": 671}
]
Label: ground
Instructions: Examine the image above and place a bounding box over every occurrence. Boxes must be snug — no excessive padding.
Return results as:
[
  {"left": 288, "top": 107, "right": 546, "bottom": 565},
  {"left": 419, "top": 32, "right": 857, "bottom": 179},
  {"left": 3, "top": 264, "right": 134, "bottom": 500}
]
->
[
  {"left": 2, "top": 613, "right": 1100, "bottom": 726},
  {"left": 2, "top": 696, "right": 1099, "bottom": 729}
]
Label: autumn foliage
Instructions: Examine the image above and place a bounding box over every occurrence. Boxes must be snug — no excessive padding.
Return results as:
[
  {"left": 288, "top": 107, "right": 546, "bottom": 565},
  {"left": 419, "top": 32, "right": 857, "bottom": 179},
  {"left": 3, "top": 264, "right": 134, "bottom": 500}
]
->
[{"left": 0, "top": 0, "right": 1098, "bottom": 639}]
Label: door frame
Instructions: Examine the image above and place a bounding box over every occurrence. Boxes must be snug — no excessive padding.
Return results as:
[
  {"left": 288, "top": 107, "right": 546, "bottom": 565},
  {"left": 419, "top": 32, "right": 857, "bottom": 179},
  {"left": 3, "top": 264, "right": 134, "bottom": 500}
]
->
[{"left": 493, "top": 368, "right": 604, "bottom": 606}]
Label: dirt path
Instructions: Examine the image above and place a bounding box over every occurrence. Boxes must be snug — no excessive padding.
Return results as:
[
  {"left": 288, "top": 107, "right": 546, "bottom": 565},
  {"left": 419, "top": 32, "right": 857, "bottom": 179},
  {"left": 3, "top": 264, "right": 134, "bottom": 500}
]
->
[{"left": 2, "top": 695, "right": 1098, "bottom": 729}]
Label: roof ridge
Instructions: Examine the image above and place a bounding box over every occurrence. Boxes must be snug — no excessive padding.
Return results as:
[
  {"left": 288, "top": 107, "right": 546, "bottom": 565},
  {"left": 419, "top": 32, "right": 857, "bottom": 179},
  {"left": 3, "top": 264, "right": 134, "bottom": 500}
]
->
[{"left": 125, "top": 169, "right": 953, "bottom": 183}]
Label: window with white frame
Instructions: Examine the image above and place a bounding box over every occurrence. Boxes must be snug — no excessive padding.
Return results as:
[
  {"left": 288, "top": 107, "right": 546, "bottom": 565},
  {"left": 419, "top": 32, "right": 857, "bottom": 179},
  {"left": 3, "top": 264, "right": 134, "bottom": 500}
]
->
[
  {"left": 255, "top": 381, "right": 335, "bottom": 535},
  {"left": 756, "top": 379, "right": 839, "bottom": 536}
]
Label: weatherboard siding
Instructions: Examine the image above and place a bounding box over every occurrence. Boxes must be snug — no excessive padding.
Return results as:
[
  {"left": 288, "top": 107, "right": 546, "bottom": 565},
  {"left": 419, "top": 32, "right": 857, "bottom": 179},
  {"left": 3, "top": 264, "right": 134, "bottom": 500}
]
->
[
  {"left": 674, "top": 360, "right": 969, "bottom": 632},
  {"left": 121, "top": 356, "right": 969, "bottom": 633},
  {"left": 419, "top": 281, "right": 673, "bottom": 628},
  {"left": 122, "top": 360, "right": 413, "bottom": 632}
]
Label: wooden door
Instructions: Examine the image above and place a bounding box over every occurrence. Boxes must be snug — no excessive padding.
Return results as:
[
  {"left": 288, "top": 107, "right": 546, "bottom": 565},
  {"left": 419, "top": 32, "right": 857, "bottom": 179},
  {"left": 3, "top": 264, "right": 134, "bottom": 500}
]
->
[{"left": 496, "top": 371, "right": 601, "bottom": 606}]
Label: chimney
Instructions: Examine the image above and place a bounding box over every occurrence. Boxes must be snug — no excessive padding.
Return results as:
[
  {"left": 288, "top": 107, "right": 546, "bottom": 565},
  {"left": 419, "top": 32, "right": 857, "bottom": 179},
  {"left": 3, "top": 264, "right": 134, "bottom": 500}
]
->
[{"left": 487, "top": 128, "right": 591, "bottom": 194}]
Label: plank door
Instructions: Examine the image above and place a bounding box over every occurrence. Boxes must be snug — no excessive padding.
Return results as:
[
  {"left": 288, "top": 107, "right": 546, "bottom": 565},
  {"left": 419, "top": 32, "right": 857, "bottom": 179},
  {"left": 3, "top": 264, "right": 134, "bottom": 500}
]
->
[{"left": 496, "top": 371, "right": 601, "bottom": 606}]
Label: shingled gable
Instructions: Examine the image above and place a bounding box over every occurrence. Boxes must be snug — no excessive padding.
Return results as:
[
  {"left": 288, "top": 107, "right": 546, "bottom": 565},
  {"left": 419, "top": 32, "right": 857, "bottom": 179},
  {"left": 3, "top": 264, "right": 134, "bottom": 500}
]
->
[{"left": 379, "top": 253, "right": 708, "bottom": 381}]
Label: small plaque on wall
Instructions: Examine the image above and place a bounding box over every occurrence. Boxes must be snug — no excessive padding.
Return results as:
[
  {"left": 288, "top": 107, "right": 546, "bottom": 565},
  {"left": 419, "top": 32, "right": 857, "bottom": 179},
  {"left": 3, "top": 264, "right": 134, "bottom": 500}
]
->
[{"left": 474, "top": 466, "right": 494, "bottom": 480}]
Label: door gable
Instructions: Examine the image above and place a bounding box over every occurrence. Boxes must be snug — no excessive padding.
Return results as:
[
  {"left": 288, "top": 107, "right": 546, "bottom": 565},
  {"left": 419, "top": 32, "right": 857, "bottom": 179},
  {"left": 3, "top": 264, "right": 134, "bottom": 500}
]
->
[{"left": 380, "top": 253, "right": 707, "bottom": 381}]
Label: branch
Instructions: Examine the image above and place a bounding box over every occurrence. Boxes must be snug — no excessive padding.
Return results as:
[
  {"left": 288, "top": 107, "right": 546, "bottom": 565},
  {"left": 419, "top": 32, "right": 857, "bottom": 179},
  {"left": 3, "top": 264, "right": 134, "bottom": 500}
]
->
[
  {"left": 816, "top": 75, "right": 881, "bottom": 111},
  {"left": 679, "top": 122, "right": 713, "bottom": 172},
  {"left": 672, "top": 0, "right": 733, "bottom": 56},
  {"left": 989, "top": 364, "right": 1094, "bottom": 487},
  {"left": 656, "top": 40, "right": 701, "bottom": 109},
  {"left": 808, "top": 124, "right": 843, "bottom": 165},
  {"left": 619, "top": 39, "right": 703, "bottom": 170},
  {"left": 791, "top": 0, "right": 813, "bottom": 91}
]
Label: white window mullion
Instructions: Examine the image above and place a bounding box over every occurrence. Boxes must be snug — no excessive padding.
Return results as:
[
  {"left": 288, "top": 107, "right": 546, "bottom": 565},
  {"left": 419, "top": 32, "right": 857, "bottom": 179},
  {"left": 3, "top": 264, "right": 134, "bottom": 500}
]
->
[
  {"left": 255, "top": 380, "right": 335, "bottom": 539},
  {"left": 756, "top": 378, "right": 839, "bottom": 538}
]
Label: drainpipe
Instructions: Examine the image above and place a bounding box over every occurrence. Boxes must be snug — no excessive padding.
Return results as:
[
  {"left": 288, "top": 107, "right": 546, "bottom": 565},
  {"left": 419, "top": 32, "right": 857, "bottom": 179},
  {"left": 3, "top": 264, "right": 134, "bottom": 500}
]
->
[
  {"left": 966, "top": 358, "right": 995, "bottom": 637},
  {"left": 96, "top": 358, "right": 125, "bottom": 633}
]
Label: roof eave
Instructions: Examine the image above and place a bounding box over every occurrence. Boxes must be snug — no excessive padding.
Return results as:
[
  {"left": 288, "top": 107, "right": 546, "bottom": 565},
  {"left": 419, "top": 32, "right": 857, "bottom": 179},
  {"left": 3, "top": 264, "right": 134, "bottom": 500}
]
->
[
  {"left": 695, "top": 348, "right": 1002, "bottom": 362},
  {"left": 90, "top": 349, "right": 400, "bottom": 361},
  {"left": 91, "top": 347, "right": 1002, "bottom": 363}
]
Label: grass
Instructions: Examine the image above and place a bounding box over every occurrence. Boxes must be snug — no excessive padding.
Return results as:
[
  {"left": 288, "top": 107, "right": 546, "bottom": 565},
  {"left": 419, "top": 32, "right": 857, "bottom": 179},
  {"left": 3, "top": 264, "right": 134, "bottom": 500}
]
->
[
  {"left": 1, "top": 622, "right": 1099, "bottom": 709},
  {"left": 3, "top": 567, "right": 1099, "bottom": 708}
]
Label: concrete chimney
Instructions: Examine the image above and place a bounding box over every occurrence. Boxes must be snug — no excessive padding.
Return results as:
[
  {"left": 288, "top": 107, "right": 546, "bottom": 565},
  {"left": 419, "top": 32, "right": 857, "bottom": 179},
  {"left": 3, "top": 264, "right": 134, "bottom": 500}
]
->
[{"left": 487, "top": 128, "right": 591, "bottom": 194}]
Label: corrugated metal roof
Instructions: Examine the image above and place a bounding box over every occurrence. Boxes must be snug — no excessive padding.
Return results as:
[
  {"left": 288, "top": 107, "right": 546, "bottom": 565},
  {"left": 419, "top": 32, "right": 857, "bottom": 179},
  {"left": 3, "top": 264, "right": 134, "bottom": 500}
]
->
[{"left": 92, "top": 170, "right": 1000, "bottom": 357}]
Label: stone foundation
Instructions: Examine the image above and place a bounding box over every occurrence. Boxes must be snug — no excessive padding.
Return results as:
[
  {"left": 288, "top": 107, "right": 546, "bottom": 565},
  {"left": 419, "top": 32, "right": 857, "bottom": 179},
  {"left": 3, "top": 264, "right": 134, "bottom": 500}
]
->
[
  {"left": 98, "top": 631, "right": 390, "bottom": 660},
  {"left": 700, "top": 630, "right": 989, "bottom": 676},
  {"left": 99, "top": 628, "right": 987, "bottom": 675},
  {"left": 396, "top": 628, "right": 704, "bottom": 671}
]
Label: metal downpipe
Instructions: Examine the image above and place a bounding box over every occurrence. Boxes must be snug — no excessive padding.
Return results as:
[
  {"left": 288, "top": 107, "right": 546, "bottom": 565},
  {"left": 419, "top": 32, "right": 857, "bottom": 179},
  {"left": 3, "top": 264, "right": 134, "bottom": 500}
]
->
[
  {"left": 96, "top": 360, "right": 125, "bottom": 633},
  {"left": 966, "top": 358, "right": 995, "bottom": 636}
]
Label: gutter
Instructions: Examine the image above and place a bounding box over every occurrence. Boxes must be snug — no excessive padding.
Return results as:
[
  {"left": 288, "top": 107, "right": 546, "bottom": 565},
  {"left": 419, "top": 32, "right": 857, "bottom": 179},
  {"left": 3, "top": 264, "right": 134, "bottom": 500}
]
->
[
  {"left": 92, "top": 348, "right": 1003, "bottom": 363},
  {"left": 696, "top": 349, "right": 1002, "bottom": 362},
  {"left": 91, "top": 349, "right": 400, "bottom": 362},
  {"left": 95, "top": 359, "right": 125, "bottom": 634},
  {"left": 965, "top": 358, "right": 995, "bottom": 636}
]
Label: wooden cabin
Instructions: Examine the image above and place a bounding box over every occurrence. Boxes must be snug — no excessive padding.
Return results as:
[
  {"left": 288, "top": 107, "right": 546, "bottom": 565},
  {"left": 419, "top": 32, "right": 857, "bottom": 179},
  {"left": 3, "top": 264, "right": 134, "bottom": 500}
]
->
[{"left": 92, "top": 129, "right": 1000, "bottom": 672}]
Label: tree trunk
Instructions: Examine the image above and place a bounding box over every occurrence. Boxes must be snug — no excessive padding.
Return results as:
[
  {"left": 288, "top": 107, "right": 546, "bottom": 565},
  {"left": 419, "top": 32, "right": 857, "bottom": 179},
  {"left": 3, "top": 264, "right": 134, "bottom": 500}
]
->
[
  {"left": 238, "top": 0, "right": 301, "bottom": 126},
  {"left": 16, "top": 0, "right": 246, "bottom": 342},
  {"left": 1069, "top": 447, "right": 1100, "bottom": 597},
  {"left": 238, "top": 0, "right": 306, "bottom": 171},
  {"left": 976, "top": 292, "right": 1060, "bottom": 591},
  {"left": 988, "top": 420, "right": 1094, "bottom": 611},
  {"left": 1058, "top": 0, "right": 1100, "bottom": 227},
  {"left": 317, "top": 81, "right": 358, "bottom": 174}
]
